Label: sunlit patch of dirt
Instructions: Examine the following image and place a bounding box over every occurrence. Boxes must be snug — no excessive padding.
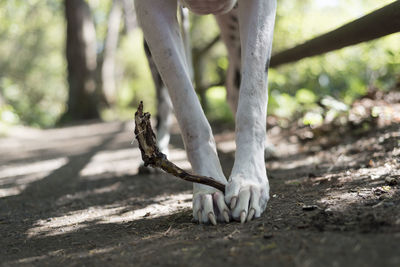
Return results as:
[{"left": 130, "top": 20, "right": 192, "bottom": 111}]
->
[
  {"left": 27, "top": 192, "right": 192, "bottom": 238},
  {"left": 0, "top": 157, "right": 68, "bottom": 197},
  {"left": 1, "top": 93, "right": 400, "bottom": 266}
]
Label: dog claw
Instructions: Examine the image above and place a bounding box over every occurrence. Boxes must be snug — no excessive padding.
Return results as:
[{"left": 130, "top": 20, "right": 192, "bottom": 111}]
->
[
  {"left": 230, "top": 197, "right": 237, "bottom": 209},
  {"left": 223, "top": 210, "right": 230, "bottom": 223},
  {"left": 197, "top": 210, "right": 202, "bottom": 224},
  {"left": 208, "top": 212, "right": 217, "bottom": 225},
  {"left": 247, "top": 208, "right": 255, "bottom": 222},
  {"left": 240, "top": 210, "right": 246, "bottom": 223}
]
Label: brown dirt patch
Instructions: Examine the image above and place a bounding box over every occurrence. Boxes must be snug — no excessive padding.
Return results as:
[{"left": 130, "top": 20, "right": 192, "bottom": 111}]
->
[{"left": 1, "top": 117, "right": 399, "bottom": 266}]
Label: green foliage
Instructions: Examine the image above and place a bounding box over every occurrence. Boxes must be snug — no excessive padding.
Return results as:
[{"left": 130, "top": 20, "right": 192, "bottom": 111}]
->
[
  {"left": 267, "top": 0, "right": 400, "bottom": 125},
  {"left": 0, "top": 0, "right": 398, "bottom": 128},
  {"left": 205, "top": 86, "right": 234, "bottom": 123},
  {"left": 302, "top": 111, "right": 324, "bottom": 126},
  {"left": 191, "top": 15, "right": 227, "bottom": 90},
  {"left": 268, "top": 91, "right": 298, "bottom": 119},
  {"left": 295, "top": 88, "right": 317, "bottom": 104},
  {"left": 0, "top": 0, "right": 66, "bottom": 128},
  {"left": 102, "top": 30, "right": 156, "bottom": 121}
]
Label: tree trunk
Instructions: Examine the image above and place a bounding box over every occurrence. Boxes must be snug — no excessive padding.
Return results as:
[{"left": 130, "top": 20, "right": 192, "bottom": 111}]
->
[
  {"left": 192, "top": 34, "right": 221, "bottom": 112},
  {"left": 101, "top": 0, "right": 123, "bottom": 105},
  {"left": 63, "top": 0, "right": 99, "bottom": 122},
  {"left": 121, "top": 0, "right": 137, "bottom": 33}
]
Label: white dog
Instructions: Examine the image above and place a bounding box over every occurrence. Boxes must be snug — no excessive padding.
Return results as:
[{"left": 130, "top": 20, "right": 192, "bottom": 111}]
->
[{"left": 135, "top": 0, "right": 276, "bottom": 224}]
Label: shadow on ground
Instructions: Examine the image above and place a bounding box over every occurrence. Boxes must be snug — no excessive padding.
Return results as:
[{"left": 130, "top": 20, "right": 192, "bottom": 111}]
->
[{"left": 0, "top": 120, "right": 399, "bottom": 266}]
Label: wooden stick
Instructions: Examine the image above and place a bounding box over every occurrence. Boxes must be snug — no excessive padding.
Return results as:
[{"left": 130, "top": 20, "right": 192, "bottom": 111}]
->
[{"left": 134, "top": 101, "right": 226, "bottom": 193}]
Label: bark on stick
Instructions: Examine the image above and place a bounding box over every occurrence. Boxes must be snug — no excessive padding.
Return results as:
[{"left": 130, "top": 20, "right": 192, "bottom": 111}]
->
[{"left": 134, "top": 101, "right": 226, "bottom": 193}]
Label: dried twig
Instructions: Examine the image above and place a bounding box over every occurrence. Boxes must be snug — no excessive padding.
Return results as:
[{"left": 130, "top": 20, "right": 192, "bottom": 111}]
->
[{"left": 134, "top": 101, "right": 225, "bottom": 193}]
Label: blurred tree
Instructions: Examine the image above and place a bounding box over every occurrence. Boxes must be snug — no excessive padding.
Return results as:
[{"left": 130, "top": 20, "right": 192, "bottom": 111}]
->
[
  {"left": 100, "top": 0, "right": 123, "bottom": 106},
  {"left": 99, "top": 0, "right": 137, "bottom": 106},
  {"left": 192, "top": 34, "right": 223, "bottom": 112},
  {"left": 0, "top": 0, "right": 397, "bottom": 128},
  {"left": 121, "top": 0, "right": 137, "bottom": 33},
  {"left": 0, "top": 0, "right": 66, "bottom": 128},
  {"left": 190, "top": 15, "right": 226, "bottom": 113},
  {"left": 62, "top": 0, "right": 99, "bottom": 122},
  {"left": 267, "top": 0, "right": 400, "bottom": 122}
]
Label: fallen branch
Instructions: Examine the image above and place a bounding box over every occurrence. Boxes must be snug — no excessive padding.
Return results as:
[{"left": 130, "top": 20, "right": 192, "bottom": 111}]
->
[{"left": 134, "top": 101, "right": 226, "bottom": 193}]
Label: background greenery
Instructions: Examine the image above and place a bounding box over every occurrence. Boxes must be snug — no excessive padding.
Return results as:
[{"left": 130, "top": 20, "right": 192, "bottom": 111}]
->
[{"left": 0, "top": 0, "right": 398, "bottom": 129}]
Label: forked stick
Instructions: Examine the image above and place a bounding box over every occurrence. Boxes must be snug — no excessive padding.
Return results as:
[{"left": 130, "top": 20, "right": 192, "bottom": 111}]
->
[{"left": 134, "top": 101, "right": 226, "bottom": 193}]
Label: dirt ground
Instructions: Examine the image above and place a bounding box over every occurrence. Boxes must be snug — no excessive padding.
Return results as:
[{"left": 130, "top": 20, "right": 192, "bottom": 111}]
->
[{"left": 1, "top": 107, "right": 399, "bottom": 266}]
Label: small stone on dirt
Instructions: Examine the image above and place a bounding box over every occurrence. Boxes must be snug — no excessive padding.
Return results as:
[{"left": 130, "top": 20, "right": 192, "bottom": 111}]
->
[
  {"left": 302, "top": 205, "right": 318, "bottom": 211},
  {"left": 385, "top": 177, "right": 398, "bottom": 186},
  {"left": 263, "top": 233, "right": 273, "bottom": 239}
]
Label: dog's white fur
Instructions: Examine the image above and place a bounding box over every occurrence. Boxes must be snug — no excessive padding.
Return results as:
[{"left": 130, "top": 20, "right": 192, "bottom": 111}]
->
[{"left": 135, "top": 0, "right": 276, "bottom": 224}]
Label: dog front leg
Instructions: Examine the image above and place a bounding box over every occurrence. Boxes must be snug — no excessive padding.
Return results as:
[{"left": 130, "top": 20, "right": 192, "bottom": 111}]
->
[
  {"left": 225, "top": 0, "right": 276, "bottom": 223},
  {"left": 135, "top": 0, "right": 229, "bottom": 224}
]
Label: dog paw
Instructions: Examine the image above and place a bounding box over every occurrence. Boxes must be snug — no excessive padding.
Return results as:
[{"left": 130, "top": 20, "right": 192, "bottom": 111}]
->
[
  {"left": 193, "top": 189, "right": 230, "bottom": 225},
  {"left": 225, "top": 174, "right": 269, "bottom": 223}
]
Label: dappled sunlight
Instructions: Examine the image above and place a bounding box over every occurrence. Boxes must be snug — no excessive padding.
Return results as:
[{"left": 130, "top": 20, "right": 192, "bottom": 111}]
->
[
  {"left": 0, "top": 157, "right": 68, "bottom": 197},
  {"left": 79, "top": 148, "right": 141, "bottom": 177},
  {"left": 2, "top": 0, "right": 399, "bottom": 264},
  {"left": 0, "top": 157, "right": 68, "bottom": 179},
  {"left": 316, "top": 161, "right": 400, "bottom": 211},
  {"left": 280, "top": 153, "right": 399, "bottom": 197},
  {"left": 0, "top": 121, "right": 132, "bottom": 165},
  {"left": 217, "top": 139, "right": 236, "bottom": 153},
  {"left": 274, "top": 152, "right": 364, "bottom": 174},
  {"left": 26, "top": 192, "right": 192, "bottom": 238},
  {"left": 39, "top": 121, "right": 125, "bottom": 141},
  {"left": 275, "top": 154, "right": 321, "bottom": 172},
  {"left": 107, "top": 192, "right": 191, "bottom": 223},
  {"left": 318, "top": 184, "right": 398, "bottom": 212},
  {"left": 10, "top": 246, "right": 118, "bottom": 265},
  {"left": 168, "top": 148, "right": 191, "bottom": 170},
  {"left": 56, "top": 182, "right": 122, "bottom": 205},
  {"left": 265, "top": 121, "right": 400, "bottom": 222},
  {"left": 0, "top": 121, "right": 125, "bottom": 149},
  {"left": 79, "top": 145, "right": 190, "bottom": 178}
]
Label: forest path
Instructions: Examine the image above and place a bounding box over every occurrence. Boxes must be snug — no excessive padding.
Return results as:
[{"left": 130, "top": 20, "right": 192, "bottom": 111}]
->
[{"left": 0, "top": 119, "right": 399, "bottom": 266}]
